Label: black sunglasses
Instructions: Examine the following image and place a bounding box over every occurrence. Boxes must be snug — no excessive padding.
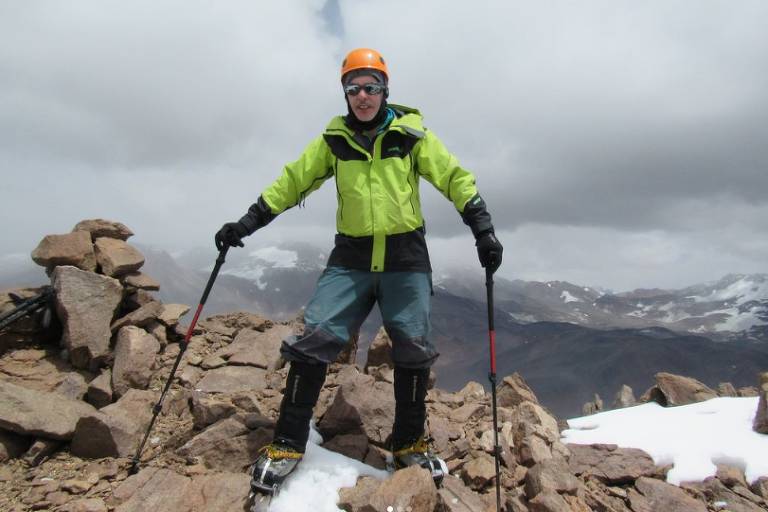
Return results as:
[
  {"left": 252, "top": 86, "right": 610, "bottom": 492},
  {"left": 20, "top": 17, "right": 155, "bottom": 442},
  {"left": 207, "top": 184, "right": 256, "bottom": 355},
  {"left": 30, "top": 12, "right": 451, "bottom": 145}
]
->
[{"left": 343, "top": 83, "right": 387, "bottom": 96}]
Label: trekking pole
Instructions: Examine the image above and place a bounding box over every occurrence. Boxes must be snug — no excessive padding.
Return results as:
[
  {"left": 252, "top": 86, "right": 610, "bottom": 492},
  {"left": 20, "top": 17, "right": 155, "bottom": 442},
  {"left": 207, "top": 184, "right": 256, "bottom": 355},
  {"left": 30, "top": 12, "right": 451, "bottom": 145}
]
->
[
  {"left": 486, "top": 267, "right": 502, "bottom": 511},
  {"left": 129, "top": 246, "right": 229, "bottom": 475},
  {"left": 0, "top": 286, "right": 53, "bottom": 332}
]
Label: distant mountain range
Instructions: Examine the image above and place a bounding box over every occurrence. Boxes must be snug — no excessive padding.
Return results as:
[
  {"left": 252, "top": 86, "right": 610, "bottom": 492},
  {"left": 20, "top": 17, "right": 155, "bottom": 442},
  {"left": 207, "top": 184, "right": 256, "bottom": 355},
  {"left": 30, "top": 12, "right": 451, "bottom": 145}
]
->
[{"left": 3, "top": 243, "right": 767, "bottom": 417}]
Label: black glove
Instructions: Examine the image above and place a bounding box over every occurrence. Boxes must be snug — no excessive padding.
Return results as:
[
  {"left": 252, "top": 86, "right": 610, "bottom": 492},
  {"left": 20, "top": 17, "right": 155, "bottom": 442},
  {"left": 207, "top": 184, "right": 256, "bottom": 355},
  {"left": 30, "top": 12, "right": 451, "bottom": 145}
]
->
[
  {"left": 215, "top": 222, "right": 249, "bottom": 250},
  {"left": 476, "top": 231, "right": 503, "bottom": 274},
  {"left": 214, "top": 196, "right": 278, "bottom": 251}
]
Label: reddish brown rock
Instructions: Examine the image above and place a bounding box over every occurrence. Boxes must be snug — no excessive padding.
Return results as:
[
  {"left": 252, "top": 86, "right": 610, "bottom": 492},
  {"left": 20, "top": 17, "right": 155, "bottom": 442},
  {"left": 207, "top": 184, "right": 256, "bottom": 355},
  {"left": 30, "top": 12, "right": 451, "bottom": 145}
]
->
[
  {"left": 111, "top": 326, "right": 160, "bottom": 397},
  {"left": 322, "top": 433, "right": 369, "bottom": 462},
  {"left": 339, "top": 465, "right": 437, "bottom": 512},
  {"left": 437, "top": 474, "right": 490, "bottom": 512},
  {"left": 120, "top": 272, "right": 160, "bottom": 291},
  {"left": 629, "top": 476, "right": 708, "bottom": 512},
  {"left": 0, "top": 380, "right": 96, "bottom": 440},
  {"left": 753, "top": 372, "right": 768, "bottom": 434},
  {"left": 70, "top": 390, "right": 154, "bottom": 458},
  {"left": 52, "top": 266, "right": 123, "bottom": 369},
  {"left": 567, "top": 444, "right": 657, "bottom": 484},
  {"left": 72, "top": 219, "right": 133, "bottom": 241},
  {"left": 317, "top": 368, "right": 394, "bottom": 444},
  {"left": 525, "top": 459, "right": 579, "bottom": 499},
  {"left": 93, "top": 238, "right": 144, "bottom": 277},
  {"left": 498, "top": 372, "right": 539, "bottom": 407},
  {"left": 645, "top": 372, "right": 718, "bottom": 406},
  {"left": 365, "top": 327, "right": 393, "bottom": 371},
  {"left": 109, "top": 467, "right": 249, "bottom": 511},
  {"left": 31, "top": 231, "right": 96, "bottom": 272}
]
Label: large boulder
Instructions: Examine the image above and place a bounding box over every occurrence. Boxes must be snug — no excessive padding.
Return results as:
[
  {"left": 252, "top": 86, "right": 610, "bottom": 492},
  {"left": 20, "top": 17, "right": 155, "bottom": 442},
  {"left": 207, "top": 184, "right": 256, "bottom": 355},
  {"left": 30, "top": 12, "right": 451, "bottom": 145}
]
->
[
  {"left": 317, "top": 366, "right": 395, "bottom": 444},
  {"left": 525, "top": 459, "right": 580, "bottom": 499},
  {"left": 70, "top": 389, "right": 154, "bottom": 458},
  {"left": 109, "top": 467, "right": 249, "bottom": 512},
  {"left": 93, "top": 238, "right": 144, "bottom": 277},
  {"left": 0, "top": 380, "right": 96, "bottom": 440},
  {"left": 628, "top": 476, "right": 708, "bottom": 512},
  {"left": 111, "top": 326, "right": 160, "bottom": 397},
  {"left": 613, "top": 384, "right": 637, "bottom": 409},
  {"left": 215, "top": 324, "right": 291, "bottom": 369},
  {"left": 567, "top": 444, "right": 657, "bottom": 485},
  {"left": 31, "top": 231, "right": 96, "bottom": 272},
  {"left": 176, "top": 415, "right": 272, "bottom": 471},
  {"left": 436, "top": 475, "right": 490, "bottom": 512},
  {"left": 498, "top": 372, "right": 539, "bottom": 407},
  {"left": 52, "top": 266, "right": 123, "bottom": 369},
  {"left": 753, "top": 372, "right": 768, "bottom": 434},
  {"left": 643, "top": 372, "right": 718, "bottom": 406},
  {"left": 73, "top": 219, "right": 133, "bottom": 241},
  {"left": 338, "top": 465, "right": 437, "bottom": 512}
]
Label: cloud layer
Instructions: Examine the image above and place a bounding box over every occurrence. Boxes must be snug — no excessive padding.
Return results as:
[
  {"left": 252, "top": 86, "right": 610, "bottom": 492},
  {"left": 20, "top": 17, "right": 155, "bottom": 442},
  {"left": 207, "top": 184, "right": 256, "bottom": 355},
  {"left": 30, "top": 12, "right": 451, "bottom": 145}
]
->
[{"left": 1, "top": 1, "right": 767, "bottom": 290}]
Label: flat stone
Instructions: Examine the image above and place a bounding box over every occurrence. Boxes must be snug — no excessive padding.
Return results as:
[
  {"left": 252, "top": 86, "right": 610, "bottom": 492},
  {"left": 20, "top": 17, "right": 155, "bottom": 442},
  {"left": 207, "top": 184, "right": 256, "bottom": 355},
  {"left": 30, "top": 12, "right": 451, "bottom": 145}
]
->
[
  {"left": 630, "top": 476, "right": 708, "bottom": 512},
  {"left": 31, "top": 231, "right": 96, "bottom": 272},
  {"left": 437, "top": 474, "right": 490, "bottom": 512},
  {"left": 194, "top": 366, "right": 267, "bottom": 394},
  {"left": 568, "top": 444, "right": 657, "bottom": 484},
  {"left": 72, "top": 219, "right": 133, "bottom": 241},
  {"left": 94, "top": 238, "right": 144, "bottom": 277},
  {"left": 158, "top": 304, "right": 191, "bottom": 327},
  {"left": 110, "top": 301, "right": 163, "bottom": 333},
  {"left": 0, "top": 380, "right": 96, "bottom": 440},
  {"left": 121, "top": 272, "right": 160, "bottom": 291}
]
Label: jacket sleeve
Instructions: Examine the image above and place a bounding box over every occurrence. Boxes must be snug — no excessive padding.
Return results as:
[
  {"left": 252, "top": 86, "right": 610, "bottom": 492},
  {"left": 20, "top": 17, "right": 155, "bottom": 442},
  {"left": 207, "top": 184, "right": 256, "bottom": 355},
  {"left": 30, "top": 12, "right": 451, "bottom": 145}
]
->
[
  {"left": 414, "top": 130, "right": 495, "bottom": 238},
  {"left": 260, "top": 135, "right": 334, "bottom": 215},
  {"left": 413, "top": 129, "right": 479, "bottom": 213}
]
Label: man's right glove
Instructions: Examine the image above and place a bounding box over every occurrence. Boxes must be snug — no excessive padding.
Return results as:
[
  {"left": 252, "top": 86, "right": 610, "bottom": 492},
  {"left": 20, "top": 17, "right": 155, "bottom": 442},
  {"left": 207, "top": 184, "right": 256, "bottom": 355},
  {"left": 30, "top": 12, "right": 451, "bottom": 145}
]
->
[
  {"left": 476, "top": 231, "right": 503, "bottom": 274},
  {"left": 215, "top": 222, "right": 249, "bottom": 250}
]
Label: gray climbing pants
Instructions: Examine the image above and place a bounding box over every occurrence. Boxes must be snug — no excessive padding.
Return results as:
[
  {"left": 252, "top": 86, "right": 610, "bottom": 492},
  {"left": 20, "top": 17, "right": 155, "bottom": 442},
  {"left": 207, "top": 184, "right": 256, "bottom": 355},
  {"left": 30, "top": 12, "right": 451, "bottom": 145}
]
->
[{"left": 280, "top": 266, "right": 438, "bottom": 369}]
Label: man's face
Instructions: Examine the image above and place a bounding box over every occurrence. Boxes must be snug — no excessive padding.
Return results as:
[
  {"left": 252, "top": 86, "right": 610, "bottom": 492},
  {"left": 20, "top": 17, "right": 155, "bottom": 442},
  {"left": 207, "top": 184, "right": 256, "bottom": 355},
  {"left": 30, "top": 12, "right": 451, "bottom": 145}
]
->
[{"left": 346, "top": 75, "right": 384, "bottom": 123}]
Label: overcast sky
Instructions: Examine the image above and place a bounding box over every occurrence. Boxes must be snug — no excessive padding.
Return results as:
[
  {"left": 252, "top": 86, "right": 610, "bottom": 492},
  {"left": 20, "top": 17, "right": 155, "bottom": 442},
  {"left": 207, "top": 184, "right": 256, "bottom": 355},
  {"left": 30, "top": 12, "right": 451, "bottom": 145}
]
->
[{"left": 1, "top": 1, "right": 767, "bottom": 291}]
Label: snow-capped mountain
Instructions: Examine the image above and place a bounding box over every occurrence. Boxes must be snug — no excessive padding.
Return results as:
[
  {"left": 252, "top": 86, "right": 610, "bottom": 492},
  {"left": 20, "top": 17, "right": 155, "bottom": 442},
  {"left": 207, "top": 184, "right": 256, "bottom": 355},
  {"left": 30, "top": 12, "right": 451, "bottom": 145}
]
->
[{"left": 437, "top": 271, "right": 768, "bottom": 341}]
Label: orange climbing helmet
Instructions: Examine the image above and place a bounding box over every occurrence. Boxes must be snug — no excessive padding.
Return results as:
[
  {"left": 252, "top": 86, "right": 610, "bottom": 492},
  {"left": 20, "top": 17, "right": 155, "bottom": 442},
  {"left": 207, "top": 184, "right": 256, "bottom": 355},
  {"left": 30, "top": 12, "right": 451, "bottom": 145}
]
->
[{"left": 340, "top": 48, "right": 388, "bottom": 83}]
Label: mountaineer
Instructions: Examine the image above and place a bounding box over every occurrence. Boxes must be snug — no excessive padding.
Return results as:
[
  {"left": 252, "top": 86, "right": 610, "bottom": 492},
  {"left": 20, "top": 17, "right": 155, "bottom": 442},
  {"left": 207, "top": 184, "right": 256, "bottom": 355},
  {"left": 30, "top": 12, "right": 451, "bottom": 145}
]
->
[{"left": 215, "top": 48, "right": 503, "bottom": 496}]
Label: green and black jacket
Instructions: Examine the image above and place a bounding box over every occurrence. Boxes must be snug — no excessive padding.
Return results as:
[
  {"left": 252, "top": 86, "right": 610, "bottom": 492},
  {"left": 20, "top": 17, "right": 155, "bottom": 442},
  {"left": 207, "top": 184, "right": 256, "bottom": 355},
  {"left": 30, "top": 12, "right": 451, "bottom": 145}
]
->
[{"left": 244, "top": 104, "right": 493, "bottom": 272}]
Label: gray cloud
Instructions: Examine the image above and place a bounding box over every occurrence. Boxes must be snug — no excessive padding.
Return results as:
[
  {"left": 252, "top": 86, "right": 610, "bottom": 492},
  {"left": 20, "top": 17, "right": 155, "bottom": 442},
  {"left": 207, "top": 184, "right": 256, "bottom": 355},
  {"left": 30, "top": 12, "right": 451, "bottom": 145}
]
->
[{"left": 1, "top": 1, "right": 767, "bottom": 290}]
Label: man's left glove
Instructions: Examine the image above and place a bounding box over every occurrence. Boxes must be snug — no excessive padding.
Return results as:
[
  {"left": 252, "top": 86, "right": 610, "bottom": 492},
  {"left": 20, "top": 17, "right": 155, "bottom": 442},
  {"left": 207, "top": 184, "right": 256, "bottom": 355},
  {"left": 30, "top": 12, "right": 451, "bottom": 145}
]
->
[
  {"left": 215, "top": 222, "right": 249, "bottom": 251},
  {"left": 476, "top": 231, "right": 503, "bottom": 274}
]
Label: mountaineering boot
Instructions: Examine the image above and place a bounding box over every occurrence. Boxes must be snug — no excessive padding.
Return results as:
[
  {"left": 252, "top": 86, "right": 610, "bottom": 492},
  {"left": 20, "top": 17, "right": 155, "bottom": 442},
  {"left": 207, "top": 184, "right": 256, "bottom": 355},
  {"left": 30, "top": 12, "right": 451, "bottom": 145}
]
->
[
  {"left": 390, "top": 366, "right": 446, "bottom": 485},
  {"left": 391, "top": 436, "right": 446, "bottom": 486},
  {"left": 249, "top": 360, "right": 327, "bottom": 496},
  {"left": 249, "top": 442, "right": 303, "bottom": 495}
]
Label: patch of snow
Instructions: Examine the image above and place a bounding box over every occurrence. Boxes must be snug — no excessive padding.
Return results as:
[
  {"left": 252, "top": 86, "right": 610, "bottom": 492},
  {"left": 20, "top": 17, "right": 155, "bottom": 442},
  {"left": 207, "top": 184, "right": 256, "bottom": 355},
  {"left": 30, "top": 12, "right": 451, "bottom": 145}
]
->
[
  {"left": 561, "top": 291, "right": 580, "bottom": 303},
  {"left": 269, "top": 424, "right": 388, "bottom": 512},
  {"left": 249, "top": 247, "right": 298, "bottom": 268},
  {"left": 626, "top": 303, "right": 653, "bottom": 318},
  {"left": 562, "top": 397, "right": 768, "bottom": 486}
]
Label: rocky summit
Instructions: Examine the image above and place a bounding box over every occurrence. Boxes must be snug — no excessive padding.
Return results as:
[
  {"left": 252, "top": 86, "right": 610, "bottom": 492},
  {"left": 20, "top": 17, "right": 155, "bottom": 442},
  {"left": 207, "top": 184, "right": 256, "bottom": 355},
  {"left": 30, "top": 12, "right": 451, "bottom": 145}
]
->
[{"left": 0, "top": 219, "right": 767, "bottom": 511}]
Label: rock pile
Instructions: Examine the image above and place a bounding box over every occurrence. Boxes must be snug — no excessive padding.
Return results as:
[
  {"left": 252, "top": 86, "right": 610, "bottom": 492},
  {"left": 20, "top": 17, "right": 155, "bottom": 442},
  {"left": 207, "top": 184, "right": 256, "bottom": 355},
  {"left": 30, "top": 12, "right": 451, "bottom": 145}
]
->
[{"left": 0, "top": 219, "right": 767, "bottom": 511}]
